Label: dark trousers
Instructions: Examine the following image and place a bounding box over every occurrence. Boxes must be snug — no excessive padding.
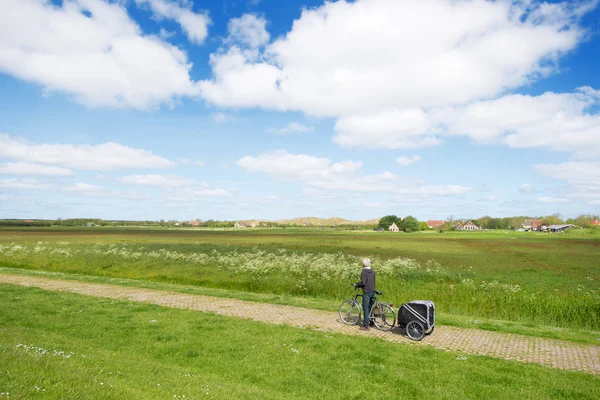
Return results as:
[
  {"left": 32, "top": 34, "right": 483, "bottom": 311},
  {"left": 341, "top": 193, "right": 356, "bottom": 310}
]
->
[{"left": 362, "top": 292, "right": 375, "bottom": 327}]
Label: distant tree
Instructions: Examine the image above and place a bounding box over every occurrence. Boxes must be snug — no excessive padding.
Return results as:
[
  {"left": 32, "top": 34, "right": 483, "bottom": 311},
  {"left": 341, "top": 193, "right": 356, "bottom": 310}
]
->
[
  {"left": 543, "top": 213, "right": 564, "bottom": 226},
  {"left": 378, "top": 215, "right": 400, "bottom": 230},
  {"left": 401, "top": 215, "right": 420, "bottom": 232},
  {"left": 419, "top": 221, "right": 429, "bottom": 231}
]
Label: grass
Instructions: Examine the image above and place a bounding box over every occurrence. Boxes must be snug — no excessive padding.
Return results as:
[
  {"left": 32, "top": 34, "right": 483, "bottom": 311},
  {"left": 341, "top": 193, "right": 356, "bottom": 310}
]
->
[
  {"left": 2, "top": 283, "right": 599, "bottom": 399},
  {"left": 2, "top": 267, "right": 599, "bottom": 345},
  {"left": 0, "top": 227, "right": 598, "bottom": 330}
]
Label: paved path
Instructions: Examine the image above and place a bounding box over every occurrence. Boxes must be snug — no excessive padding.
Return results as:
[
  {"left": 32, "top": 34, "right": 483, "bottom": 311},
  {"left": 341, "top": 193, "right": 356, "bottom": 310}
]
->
[{"left": 2, "top": 273, "right": 599, "bottom": 375}]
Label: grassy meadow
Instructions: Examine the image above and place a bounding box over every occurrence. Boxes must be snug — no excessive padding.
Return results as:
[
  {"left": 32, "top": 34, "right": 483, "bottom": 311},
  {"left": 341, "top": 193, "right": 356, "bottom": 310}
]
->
[
  {"left": 2, "top": 284, "right": 599, "bottom": 399},
  {"left": 1, "top": 227, "right": 599, "bottom": 331}
]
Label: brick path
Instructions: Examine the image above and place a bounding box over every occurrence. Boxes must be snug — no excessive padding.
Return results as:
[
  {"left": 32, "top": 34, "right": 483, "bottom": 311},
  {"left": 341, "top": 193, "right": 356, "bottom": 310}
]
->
[{"left": 2, "top": 273, "right": 599, "bottom": 375}]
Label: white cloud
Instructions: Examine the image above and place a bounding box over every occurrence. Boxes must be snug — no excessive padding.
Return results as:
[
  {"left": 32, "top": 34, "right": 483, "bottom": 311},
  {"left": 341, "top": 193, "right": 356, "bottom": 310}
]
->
[
  {"left": 165, "top": 185, "right": 235, "bottom": 201},
  {"left": 0, "top": 178, "right": 54, "bottom": 190},
  {"left": 176, "top": 158, "right": 205, "bottom": 166},
  {"left": 237, "top": 150, "right": 470, "bottom": 195},
  {"left": 227, "top": 14, "right": 269, "bottom": 48},
  {"left": 61, "top": 182, "right": 147, "bottom": 199},
  {"left": 198, "top": 0, "right": 600, "bottom": 158},
  {"left": 518, "top": 183, "right": 538, "bottom": 193},
  {"left": 396, "top": 155, "right": 421, "bottom": 166},
  {"left": 135, "top": 0, "right": 210, "bottom": 44},
  {"left": 211, "top": 112, "right": 239, "bottom": 124},
  {"left": 267, "top": 122, "right": 314, "bottom": 135},
  {"left": 120, "top": 174, "right": 195, "bottom": 187},
  {"left": 533, "top": 161, "right": 600, "bottom": 205},
  {"left": 537, "top": 196, "right": 570, "bottom": 204},
  {"left": 200, "top": 0, "right": 588, "bottom": 116},
  {"left": 533, "top": 162, "right": 600, "bottom": 186},
  {"left": 0, "top": 134, "right": 175, "bottom": 171},
  {"left": 0, "top": 162, "right": 74, "bottom": 176},
  {"left": 63, "top": 182, "right": 107, "bottom": 194},
  {"left": 334, "top": 87, "right": 600, "bottom": 156},
  {"left": 0, "top": 0, "right": 201, "bottom": 109}
]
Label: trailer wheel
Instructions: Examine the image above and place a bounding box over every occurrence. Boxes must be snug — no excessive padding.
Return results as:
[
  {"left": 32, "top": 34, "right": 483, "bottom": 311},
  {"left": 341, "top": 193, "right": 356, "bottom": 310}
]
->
[{"left": 406, "top": 321, "right": 425, "bottom": 341}]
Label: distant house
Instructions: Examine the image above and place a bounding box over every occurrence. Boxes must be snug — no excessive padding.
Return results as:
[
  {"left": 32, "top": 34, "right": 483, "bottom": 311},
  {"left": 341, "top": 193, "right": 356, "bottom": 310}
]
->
[
  {"left": 549, "top": 224, "right": 575, "bottom": 232},
  {"left": 23, "top": 219, "right": 34, "bottom": 224},
  {"left": 462, "top": 220, "right": 479, "bottom": 231},
  {"left": 426, "top": 220, "right": 444, "bottom": 229},
  {"left": 522, "top": 219, "right": 544, "bottom": 231},
  {"left": 389, "top": 222, "right": 400, "bottom": 232},
  {"left": 250, "top": 221, "right": 259, "bottom": 228},
  {"left": 453, "top": 222, "right": 463, "bottom": 230},
  {"left": 234, "top": 221, "right": 247, "bottom": 228},
  {"left": 591, "top": 220, "right": 600, "bottom": 226},
  {"left": 190, "top": 220, "right": 200, "bottom": 227}
]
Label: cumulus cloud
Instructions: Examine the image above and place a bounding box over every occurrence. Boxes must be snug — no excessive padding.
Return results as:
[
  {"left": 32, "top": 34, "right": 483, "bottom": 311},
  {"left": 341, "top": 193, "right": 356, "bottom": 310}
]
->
[
  {"left": 135, "top": 0, "right": 210, "bottom": 44},
  {"left": 0, "top": 134, "right": 175, "bottom": 171},
  {"left": 0, "top": 0, "right": 201, "bottom": 109},
  {"left": 197, "top": 0, "right": 600, "bottom": 158},
  {"left": 176, "top": 158, "right": 205, "bottom": 166},
  {"left": 533, "top": 162, "right": 600, "bottom": 205},
  {"left": 0, "top": 162, "right": 74, "bottom": 176},
  {"left": 227, "top": 14, "right": 269, "bottom": 48},
  {"left": 120, "top": 174, "right": 195, "bottom": 187},
  {"left": 335, "top": 87, "right": 600, "bottom": 156},
  {"left": 164, "top": 185, "right": 235, "bottom": 201},
  {"left": 200, "top": 0, "right": 588, "bottom": 116},
  {"left": 537, "top": 196, "right": 570, "bottom": 204},
  {"left": 267, "top": 122, "right": 314, "bottom": 135},
  {"left": 518, "top": 183, "right": 538, "bottom": 193},
  {"left": 237, "top": 150, "right": 470, "bottom": 195},
  {"left": 0, "top": 178, "right": 54, "bottom": 190},
  {"left": 396, "top": 155, "right": 421, "bottom": 166}
]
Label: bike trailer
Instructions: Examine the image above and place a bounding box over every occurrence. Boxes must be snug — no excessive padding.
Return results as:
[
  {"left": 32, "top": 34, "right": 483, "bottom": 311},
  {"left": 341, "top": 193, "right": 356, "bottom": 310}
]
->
[{"left": 397, "top": 300, "right": 435, "bottom": 341}]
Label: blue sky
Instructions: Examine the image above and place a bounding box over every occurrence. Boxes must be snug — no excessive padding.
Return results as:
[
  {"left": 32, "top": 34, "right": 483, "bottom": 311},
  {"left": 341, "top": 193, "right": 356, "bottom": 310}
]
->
[{"left": 1, "top": 0, "right": 599, "bottom": 221}]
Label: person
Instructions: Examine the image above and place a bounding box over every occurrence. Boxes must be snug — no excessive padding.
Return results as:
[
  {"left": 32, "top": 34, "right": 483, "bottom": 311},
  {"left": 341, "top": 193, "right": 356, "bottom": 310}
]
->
[{"left": 355, "top": 258, "right": 376, "bottom": 331}]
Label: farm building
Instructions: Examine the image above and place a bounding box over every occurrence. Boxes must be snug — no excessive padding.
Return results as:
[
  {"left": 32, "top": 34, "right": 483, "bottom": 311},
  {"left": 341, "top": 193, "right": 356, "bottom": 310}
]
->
[
  {"left": 453, "top": 222, "right": 463, "bottom": 230},
  {"left": 389, "top": 222, "right": 400, "bottom": 232},
  {"left": 426, "top": 220, "right": 444, "bottom": 229},
  {"left": 522, "top": 219, "right": 545, "bottom": 231},
  {"left": 234, "top": 221, "right": 247, "bottom": 228},
  {"left": 548, "top": 224, "right": 576, "bottom": 232},
  {"left": 462, "top": 221, "right": 479, "bottom": 230}
]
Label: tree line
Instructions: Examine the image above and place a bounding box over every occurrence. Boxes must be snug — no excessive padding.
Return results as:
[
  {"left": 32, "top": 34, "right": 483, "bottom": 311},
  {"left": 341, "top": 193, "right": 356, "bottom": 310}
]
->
[{"left": 378, "top": 213, "right": 600, "bottom": 232}]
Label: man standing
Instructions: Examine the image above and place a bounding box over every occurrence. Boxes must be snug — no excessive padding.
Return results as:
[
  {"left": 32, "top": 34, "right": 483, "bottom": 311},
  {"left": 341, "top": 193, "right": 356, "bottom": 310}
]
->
[{"left": 356, "top": 258, "right": 376, "bottom": 331}]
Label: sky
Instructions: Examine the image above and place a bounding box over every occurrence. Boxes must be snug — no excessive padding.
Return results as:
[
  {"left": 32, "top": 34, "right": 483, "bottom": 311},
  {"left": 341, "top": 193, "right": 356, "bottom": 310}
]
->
[{"left": 1, "top": 0, "right": 600, "bottom": 222}]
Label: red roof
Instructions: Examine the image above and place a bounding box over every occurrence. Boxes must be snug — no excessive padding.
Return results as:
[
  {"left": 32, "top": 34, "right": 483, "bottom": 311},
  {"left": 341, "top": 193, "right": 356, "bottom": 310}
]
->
[
  {"left": 591, "top": 220, "right": 600, "bottom": 226},
  {"left": 426, "top": 220, "right": 444, "bottom": 228}
]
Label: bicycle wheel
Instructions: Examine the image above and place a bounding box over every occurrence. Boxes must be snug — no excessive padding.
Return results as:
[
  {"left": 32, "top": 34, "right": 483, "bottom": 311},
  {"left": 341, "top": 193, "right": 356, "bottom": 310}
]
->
[
  {"left": 339, "top": 300, "right": 361, "bottom": 325},
  {"left": 406, "top": 321, "right": 425, "bottom": 341},
  {"left": 372, "top": 304, "right": 396, "bottom": 331}
]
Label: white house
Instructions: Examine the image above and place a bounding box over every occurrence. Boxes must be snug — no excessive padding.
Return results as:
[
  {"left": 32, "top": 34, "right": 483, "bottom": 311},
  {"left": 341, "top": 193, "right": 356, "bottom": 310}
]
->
[
  {"left": 389, "top": 222, "right": 400, "bottom": 232},
  {"left": 462, "top": 221, "right": 479, "bottom": 231}
]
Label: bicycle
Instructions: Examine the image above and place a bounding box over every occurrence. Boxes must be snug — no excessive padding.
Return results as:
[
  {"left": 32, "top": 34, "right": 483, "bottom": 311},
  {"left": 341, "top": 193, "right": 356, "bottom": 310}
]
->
[{"left": 338, "top": 284, "right": 396, "bottom": 331}]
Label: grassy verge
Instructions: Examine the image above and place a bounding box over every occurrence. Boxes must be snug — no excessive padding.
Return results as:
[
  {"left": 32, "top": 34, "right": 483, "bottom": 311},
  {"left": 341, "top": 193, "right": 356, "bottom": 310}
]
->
[
  {"left": 2, "top": 267, "right": 599, "bottom": 346},
  {"left": 2, "top": 283, "right": 599, "bottom": 399}
]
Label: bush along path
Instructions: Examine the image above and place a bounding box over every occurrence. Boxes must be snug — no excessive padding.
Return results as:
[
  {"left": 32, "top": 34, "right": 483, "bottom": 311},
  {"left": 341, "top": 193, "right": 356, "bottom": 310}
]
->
[{"left": 1, "top": 273, "right": 598, "bottom": 375}]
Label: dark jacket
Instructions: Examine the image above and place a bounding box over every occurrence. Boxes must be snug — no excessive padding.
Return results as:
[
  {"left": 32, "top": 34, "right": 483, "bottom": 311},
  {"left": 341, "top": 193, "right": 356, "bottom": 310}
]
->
[{"left": 358, "top": 268, "right": 376, "bottom": 293}]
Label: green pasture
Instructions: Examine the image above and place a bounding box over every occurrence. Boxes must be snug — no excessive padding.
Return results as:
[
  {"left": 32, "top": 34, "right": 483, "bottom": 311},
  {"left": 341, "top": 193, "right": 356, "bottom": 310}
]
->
[
  {"left": 2, "top": 284, "right": 599, "bottom": 399},
  {"left": 0, "top": 227, "right": 598, "bottom": 330}
]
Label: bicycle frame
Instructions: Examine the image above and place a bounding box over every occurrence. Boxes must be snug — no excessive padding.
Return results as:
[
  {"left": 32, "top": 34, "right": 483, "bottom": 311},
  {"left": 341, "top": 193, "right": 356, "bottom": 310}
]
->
[{"left": 351, "top": 291, "right": 391, "bottom": 320}]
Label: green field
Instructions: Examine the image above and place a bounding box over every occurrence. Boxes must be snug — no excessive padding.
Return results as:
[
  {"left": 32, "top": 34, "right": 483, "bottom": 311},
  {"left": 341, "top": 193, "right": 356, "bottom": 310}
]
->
[
  {"left": 2, "top": 284, "right": 599, "bottom": 399},
  {"left": 1, "top": 227, "right": 598, "bottom": 330}
]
